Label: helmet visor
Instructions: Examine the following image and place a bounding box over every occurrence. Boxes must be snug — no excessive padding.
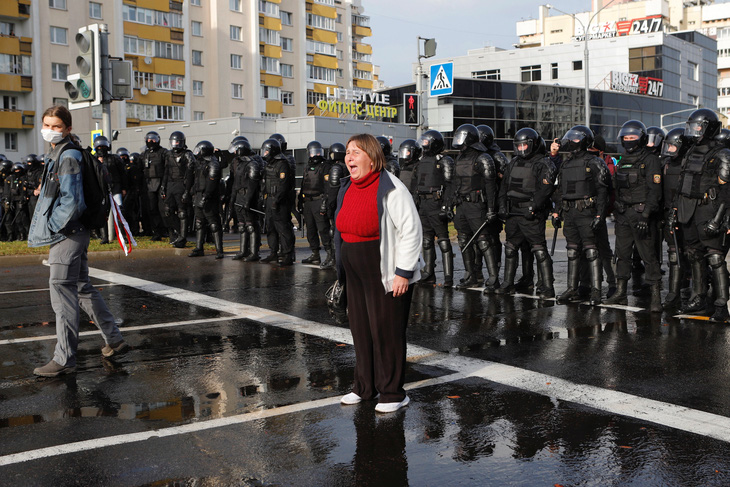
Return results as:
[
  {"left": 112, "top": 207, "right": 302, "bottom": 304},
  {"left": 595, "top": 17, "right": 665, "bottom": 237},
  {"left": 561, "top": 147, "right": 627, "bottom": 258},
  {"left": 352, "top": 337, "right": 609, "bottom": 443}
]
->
[
  {"left": 452, "top": 131, "right": 469, "bottom": 149},
  {"left": 685, "top": 121, "right": 706, "bottom": 140},
  {"left": 646, "top": 132, "right": 663, "bottom": 147},
  {"left": 513, "top": 139, "right": 533, "bottom": 158},
  {"left": 661, "top": 140, "right": 682, "bottom": 158},
  {"left": 309, "top": 147, "right": 325, "bottom": 159}
]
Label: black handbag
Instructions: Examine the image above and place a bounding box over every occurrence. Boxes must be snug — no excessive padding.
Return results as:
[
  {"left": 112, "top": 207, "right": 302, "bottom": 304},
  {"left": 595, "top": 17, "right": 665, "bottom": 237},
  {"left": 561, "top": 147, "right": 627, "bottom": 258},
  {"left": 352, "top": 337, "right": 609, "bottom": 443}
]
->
[{"left": 325, "top": 280, "right": 348, "bottom": 323}]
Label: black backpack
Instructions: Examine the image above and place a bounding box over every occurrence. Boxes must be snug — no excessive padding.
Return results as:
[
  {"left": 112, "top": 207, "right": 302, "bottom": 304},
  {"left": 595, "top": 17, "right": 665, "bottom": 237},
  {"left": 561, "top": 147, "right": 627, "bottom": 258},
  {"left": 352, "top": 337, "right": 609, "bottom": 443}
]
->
[{"left": 57, "top": 143, "right": 110, "bottom": 230}]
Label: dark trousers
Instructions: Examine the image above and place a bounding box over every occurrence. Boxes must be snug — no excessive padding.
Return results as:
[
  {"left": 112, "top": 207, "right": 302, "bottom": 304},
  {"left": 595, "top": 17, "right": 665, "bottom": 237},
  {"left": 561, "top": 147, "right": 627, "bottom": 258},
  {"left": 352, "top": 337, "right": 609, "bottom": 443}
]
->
[
  {"left": 265, "top": 199, "right": 294, "bottom": 255},
  {"left": 614, "top": 208, "right": 661, "bottom": 283},
  {"left": 342, "top": 240, "right": 413, "bottom": 403},
  {"left": 141, "top": 191, "right": 166, "bottom": 236},
  {"left": 419, "top": 197, "right": 449, "bottom": 240},
  {"left": 303, "top": 198, "right": 331, "bottom": 250}
]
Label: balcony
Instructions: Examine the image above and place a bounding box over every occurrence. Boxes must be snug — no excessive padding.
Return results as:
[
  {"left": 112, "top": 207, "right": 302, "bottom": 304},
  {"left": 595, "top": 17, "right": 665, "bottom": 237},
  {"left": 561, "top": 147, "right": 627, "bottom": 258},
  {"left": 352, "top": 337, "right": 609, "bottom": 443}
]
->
[
  {"left": 0, "top": 0, "right": 30, "bottom": 19},
  {"left": 0, "top": 74, "right": 32, "bottom": 92},
  {"left": 0, "top": 109, "right": 34, "bottom": 130}
]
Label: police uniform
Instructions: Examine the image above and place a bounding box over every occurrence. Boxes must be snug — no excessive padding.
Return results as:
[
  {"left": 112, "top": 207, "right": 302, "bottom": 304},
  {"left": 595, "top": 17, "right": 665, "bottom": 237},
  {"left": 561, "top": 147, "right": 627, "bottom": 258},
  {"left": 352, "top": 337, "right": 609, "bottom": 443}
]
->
[
  {"left": 122, "top": 154, "right": 144, "bottom": 235},
  {"left": 162, "top": 147, "right": 195, "bottom": 246},
  {"left": 264, "top": 152, "right": 296, "bottom": 266},
  {"left": 229, "top": 153, "right": 264, "bottom": 261},
  {"left": 141, "top": 144, "right": 169, "bottom": 239},
  {"left": 3, "top": 166, "right": 29, "bottom": 240},
  {"left": 186, "top": 150, "right": 224, "bottom": 258},
  {"left": 662, "top": 144, "right": 687, "bottom": 309},
  {"left": 299, "top": 154, "right": 332, "bottom": 264}
]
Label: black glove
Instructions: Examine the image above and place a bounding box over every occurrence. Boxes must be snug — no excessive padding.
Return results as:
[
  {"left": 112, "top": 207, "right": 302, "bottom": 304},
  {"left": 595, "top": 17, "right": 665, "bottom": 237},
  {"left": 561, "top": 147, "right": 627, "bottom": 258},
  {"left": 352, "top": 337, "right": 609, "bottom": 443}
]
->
[
  {"left": 486, "top": 211, "right": 497, "bottom": 224},
  {"left": 704, "top": 219, "right": 722, "bottom": 237},
  {"left": 497, "top": 208, "right": 508, "bottom": 222},
  {"left": 199, "top": 195, "right": 207, "bottom": 208},
  {"left": 181, "top": 190, "right": 190, "bottom": 204},
  {"left": 590, "top": 216, "right": 603, "bottom": 232},
  {"left": 524, "top": 207, "right": 536, "bottom": 221},
  {"left": 636, "top": 218, "right": 649, "bottom": 238},
  {"left": 159, "top": 186, "right": 166, "bottom": 199},
  {"left": 551, "top": 215, "right": 561, "bottom": 229}
]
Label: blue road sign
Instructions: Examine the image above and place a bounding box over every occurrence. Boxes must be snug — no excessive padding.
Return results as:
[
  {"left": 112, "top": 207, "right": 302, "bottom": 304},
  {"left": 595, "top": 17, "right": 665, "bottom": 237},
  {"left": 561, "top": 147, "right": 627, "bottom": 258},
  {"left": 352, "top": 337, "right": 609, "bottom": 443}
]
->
[{"left": 429, "top": 62, "right": 453, "bottom": 97}]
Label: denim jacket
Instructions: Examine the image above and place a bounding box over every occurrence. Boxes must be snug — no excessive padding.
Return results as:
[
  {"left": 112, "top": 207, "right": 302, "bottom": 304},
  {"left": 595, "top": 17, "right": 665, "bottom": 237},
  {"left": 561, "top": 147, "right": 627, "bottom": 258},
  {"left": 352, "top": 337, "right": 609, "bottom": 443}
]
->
[{"left": 27, "top": 137, "right": 86, "bottom": 247}]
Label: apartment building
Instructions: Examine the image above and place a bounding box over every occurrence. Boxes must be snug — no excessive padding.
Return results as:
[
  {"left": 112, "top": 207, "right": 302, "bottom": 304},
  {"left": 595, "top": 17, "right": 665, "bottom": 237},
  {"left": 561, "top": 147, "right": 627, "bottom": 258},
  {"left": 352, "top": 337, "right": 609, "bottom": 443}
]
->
[{"left": 0, "top": 0, "right": 375, "bottom": 157}]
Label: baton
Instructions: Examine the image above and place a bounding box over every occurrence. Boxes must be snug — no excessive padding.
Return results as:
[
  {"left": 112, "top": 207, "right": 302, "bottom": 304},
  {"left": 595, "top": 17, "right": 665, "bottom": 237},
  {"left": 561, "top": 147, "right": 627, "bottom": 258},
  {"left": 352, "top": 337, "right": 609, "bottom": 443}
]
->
[
  {"left": 462, "top": 219, "right": 490, "bottom": 252},
  {"left": 550, "top": 224, "right": 559, "bottom": 256},
  {"left": 234, "top": 202, "right": 265, "bottom": 215}
]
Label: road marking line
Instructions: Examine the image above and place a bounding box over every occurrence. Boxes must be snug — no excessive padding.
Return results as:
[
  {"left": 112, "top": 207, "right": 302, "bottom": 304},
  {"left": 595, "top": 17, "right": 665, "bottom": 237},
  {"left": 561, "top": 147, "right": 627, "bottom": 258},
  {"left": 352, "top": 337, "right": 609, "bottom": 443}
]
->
[{"left": 0, "top": 284, "right": 122, "bottom": 295}]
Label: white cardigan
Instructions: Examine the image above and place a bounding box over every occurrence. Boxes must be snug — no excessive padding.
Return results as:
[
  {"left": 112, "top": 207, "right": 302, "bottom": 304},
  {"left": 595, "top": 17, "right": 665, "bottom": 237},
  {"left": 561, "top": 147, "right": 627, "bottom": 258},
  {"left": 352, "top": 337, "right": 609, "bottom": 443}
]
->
[{"left": 335, "top": 170, "right": 423, "bottom": 294}]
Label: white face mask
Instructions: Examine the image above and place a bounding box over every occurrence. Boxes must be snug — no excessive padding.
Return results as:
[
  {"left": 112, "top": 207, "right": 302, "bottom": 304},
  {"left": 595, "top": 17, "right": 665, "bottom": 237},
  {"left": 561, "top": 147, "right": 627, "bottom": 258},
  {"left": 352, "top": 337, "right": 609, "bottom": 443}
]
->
[{"left": 41, "top": 128, "right": 65, "bottom": 144}]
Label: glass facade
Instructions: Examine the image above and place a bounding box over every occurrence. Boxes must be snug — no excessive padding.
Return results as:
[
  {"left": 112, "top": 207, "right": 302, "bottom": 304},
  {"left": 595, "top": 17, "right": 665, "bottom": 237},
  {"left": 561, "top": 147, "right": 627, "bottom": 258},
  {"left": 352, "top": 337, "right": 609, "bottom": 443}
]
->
[{"left": 382, "top": 78, "right": 695, "bottom": 151}]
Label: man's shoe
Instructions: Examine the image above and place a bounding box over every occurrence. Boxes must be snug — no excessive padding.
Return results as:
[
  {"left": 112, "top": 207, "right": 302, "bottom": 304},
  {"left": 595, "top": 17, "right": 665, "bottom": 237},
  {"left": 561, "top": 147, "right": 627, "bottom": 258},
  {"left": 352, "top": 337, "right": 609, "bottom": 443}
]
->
[
  {"left": 260, "top": 252, "right": 279, "bottom": 263},
  {"left": 33, "top": 360, "right": 76, "bottom": 377},
  {"left": 302, "top": 251, "right": 321, "bottom": 265},
  {"left": 375, "top": 395, "right": 410, "bottom": 414},
  {"left": 712, "top": 305, "right": 730, "bottom": 323},
  {"left": 340, "top": 392, "right": 362, "bottom": 405},
  {"left": 101, "top": 340, "right": 129, "bottom": 358},
  {"left": 188, "top": 248, "right": 204, "bottom": 257},
  {"left": 173, "top": 239, "right": 187, "bottom": 249},
  {"left": 277, "top": 255, "right": 294, "bottom": 267}
]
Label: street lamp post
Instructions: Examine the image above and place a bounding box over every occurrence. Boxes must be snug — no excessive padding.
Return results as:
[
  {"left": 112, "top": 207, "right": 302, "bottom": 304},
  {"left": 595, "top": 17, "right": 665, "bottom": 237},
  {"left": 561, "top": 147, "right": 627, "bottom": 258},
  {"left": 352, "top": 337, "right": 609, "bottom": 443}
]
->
[
  {"left": 546, "top": 0, "right": 617, "bottom": 126},
  {"left": 660, "top": 106, "right": 700, "bottom": 132}
]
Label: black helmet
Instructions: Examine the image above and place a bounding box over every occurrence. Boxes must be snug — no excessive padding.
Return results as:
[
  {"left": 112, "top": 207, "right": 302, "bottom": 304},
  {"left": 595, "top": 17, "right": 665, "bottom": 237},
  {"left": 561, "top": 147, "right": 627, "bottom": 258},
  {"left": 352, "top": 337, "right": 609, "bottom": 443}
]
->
[
  {"left": 93, "top": 135, "right": 111, "bottom": 155},
  {"left": 0, "top": 154, "right": 7, "bottom": 162},
  {"left": 618, "top": 120, "right": 647, "bottom": 154},
  {"left": 228, "top": 135, "right": 249, "bottom": 153},
  {"left": 145, "top": 131, "right": 160, "bottom": 149},
  {"left": 398, "top": 139, "right": 421, "bottom": 166},
  {"left": 261, "top": 138, "right": 282, "bottom": 161},
  {"left": 169, "top": 131, "right": 186, "bottom": 152},
  {"left": 25, "top": 154, "right": 39, "bottom": 168},
  {"left": 329, "top": 142, "right": 346, "bottom": 162},
  {"left": 476, "top": 125, "right": 495, "bottom": 148},
  {"left": 376, "top": 136, "right": 392, "bottom": 157},
  {"left": 269, "top": 133, "right": 287, "bottom": 151},
  {"left": 418, "top": 130, "right": 445, "bottom": 156},
  {"left": 560, "top": 125, "right": 594, "bottom": 153},
  {"left": 306, "top": 140, "right": 325, "bottom": 161},
  {"left": 513, "top": 128, "right": 541, "bottom": 158},
  {"left": 646, "top": 126, "right": 665, "bottom": 150},
  {"left": 685, "top": 108, "right": 721, "bottom": 143},
  {"left": 1, "top": 159, "right": 12, "bottom": 174},
  {"left": 452, "top": 124, "right": 480, "bottom": 151},
  {"left": 193, "top": 140, "right": 215, "bottom": 158},
  {"left": 130, "top": 152, "right": 141, "bottom": 166},
  {"left": 230, "top": 138, "right": 252, "bottom": 157},
  {"left": 12, "top": 162, "right": 27, "bottom": 175},
  {"left": 662, "top": 128, "right": 687, "bottom": 158},
  {"left": 715, "top": 128, "right": 730, "bottom": 149},
  {"left": 116, "top": 147, "right": 130, "bottom": 159}
]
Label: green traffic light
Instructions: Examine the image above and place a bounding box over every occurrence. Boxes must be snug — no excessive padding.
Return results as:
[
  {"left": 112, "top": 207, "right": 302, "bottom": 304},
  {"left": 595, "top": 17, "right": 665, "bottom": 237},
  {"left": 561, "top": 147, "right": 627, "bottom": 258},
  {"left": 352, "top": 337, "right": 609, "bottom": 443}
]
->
[{"left": 77, "top": 79, "right": 91, "bottom": 99}]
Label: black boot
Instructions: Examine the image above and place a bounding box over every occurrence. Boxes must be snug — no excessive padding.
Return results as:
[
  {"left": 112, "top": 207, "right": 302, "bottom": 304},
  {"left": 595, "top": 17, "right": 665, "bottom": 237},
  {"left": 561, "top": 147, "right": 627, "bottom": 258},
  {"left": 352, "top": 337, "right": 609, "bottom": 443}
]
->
[
  {"left": 649, "top": 283, "right": 662, "bottom": 313},
  {"left": 557, "top": 248, "right": 581, "bottom": 303},
  {"left": 663, "top": 252, "right": 682, "bottom": 309},
  {"left": 495, "top": 245, "right": 518, "bottom": 295},
  {"left": 456, "top": 240, "right": 478, "bottom": 290},
  {"left": 188, "top": 228, "right": 205, "bottom": 257},
  {"left": 232, "top": 229, "right": 249, "bottom": 261},
  {"left": 709, "top": 253, "right": 729, "bottom": 322},
  {"left": 604, "top": 279, "right": 628, "bottom": 305},
  {"left": 478, "top": 240, "right": 500, "bottom": 294},
  {"left": 535, "top": 247, "right": 555, "bottom": 299},
  {"left": 244, "top": 229, "right": 261, "bottom": 262},
  {"left": 514, "top": 246, "right": 534, "bottom": 292},
  {"left": 683, "top": 256, "right": 707, "bottom": 313},
  {"left": 587, "top": 248, "right": 602, "bottom": 306},
  {"left": 302, "top": 250, "right": 321, "bottom": 265},
  {"left": 261, "top": 252, "right": 279, "bottom": 263},
  {"left": 438, "top": 239, "right": 454, "bottom": 288},
  {"left": 277, "top": 253, "right": 294, "bottom": 267},
  {"left": 212, "top": 228, "right": 225, "bottom": 259},
  {"left": 419, "top": 242, "right": 436, "bottom": 284},
  {"left": 320, "top": 247, "right": 335, "bottom": 269},
  {"left": 173, "top": 218, "right": 188, "bottom": 248},
  {"left": 99, "top": 227, "right": 109, "bottom": 245}
]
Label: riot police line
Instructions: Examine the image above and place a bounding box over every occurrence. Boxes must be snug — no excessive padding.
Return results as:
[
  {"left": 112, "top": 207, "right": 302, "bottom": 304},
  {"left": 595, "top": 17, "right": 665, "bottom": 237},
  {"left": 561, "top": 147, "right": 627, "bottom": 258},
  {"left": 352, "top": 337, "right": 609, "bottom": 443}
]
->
[{"left": 2, "top": 108, "right": 730, "bottom": 322}]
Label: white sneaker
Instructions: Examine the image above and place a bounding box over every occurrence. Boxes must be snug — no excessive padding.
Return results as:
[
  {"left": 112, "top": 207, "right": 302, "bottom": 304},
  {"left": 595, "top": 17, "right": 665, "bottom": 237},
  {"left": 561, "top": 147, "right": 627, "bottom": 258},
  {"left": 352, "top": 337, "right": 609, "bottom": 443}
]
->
[
  {"left": 340, "top": 392, "right": 362, "bottom": 405},
  {"left": 375, "top": 395, "right": 410, "bottom": 413}
]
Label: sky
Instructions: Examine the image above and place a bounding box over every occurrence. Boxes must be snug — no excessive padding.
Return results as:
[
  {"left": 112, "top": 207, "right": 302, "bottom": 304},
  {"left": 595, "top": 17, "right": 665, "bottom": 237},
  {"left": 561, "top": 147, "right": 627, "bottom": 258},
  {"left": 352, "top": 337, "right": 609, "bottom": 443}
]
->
[{"left": 365, "top": 0, "right": 593, "bottom": 87}]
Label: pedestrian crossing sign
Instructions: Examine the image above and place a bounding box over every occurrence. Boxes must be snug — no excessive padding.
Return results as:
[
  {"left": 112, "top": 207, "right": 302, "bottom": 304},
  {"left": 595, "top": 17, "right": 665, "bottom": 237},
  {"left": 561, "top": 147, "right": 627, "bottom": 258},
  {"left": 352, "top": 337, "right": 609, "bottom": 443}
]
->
[{"left": 429, "top": 62, "right": 453, "bottom": 97}]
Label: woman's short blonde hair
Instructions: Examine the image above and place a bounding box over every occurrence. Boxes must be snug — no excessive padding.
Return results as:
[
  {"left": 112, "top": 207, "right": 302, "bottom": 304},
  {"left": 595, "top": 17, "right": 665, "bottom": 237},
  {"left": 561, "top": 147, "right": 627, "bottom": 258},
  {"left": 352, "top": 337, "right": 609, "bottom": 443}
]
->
[{"left": 346, "top": 133, "right": 386, "bottom": 173}]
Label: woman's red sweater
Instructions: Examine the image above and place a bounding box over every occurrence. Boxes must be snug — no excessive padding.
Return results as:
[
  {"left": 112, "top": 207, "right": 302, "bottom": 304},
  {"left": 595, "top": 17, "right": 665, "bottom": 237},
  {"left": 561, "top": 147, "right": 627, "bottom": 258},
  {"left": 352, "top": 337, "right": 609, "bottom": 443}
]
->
[{"left": 337, "top": 170, "right": 380, "bottom": 243}]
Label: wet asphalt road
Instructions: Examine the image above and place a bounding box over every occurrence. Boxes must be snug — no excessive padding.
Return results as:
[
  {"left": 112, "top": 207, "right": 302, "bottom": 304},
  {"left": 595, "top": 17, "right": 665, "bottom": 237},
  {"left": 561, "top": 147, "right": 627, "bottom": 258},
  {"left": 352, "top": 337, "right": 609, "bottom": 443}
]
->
[{"left": 3, "top": 231, "right": 730, "bottom": 486}]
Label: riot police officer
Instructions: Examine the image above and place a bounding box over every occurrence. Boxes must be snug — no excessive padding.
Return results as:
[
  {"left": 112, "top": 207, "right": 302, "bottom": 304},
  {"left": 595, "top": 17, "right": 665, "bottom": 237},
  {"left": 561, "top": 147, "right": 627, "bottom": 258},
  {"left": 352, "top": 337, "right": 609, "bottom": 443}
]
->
[
  {"left": 262, "top": 138, "right": 296, "bottom": 266},
  {"left": 661, "top": 128, "right": 690, "bottom": 309},
  {"left": 227, "top": 138, "right": 264, "bottom": 261},
  {"left": 413, "top": 130, "right": 455, "bottom": 287},
  {"left": 162, "top": 131, "right": 195, "bottom": 248},
  {"left": 377, "top": 135, "right": 400, "bottom": 177},
  {"left": 397, "top": 139, "right": 419, "bottom": 199},
  {"left": 552, "top": 125, "right": 610, "bottom": 306},
  {"left": 496, "top": 128, "right": 557, "bottom": 298},
  {"left": 299, "top": 140, "right": 332, "bottom": 265},
  {"left": 93, "top": 136, "right": 125, "bottom": 244},
  {"left": 646, "top": 126, "right": 666, "bottom": 156},
  {"left": 604, "top": 121, "right": 663, "bottom": 312},
  {"left": 140, "top": 131, "right": 168, "bottom": 241},
  {"left": 269, "top": 133, "right": 297, "bottom": 262},
  {"left": 118, "top": 148, "right": 144, "bottom": 235},
  {"left": 3, "top": 162, "right": 29, "bottom": 240},
  {"left": 451, "top": 124, "right": 499, "bottom": 291},
  {"left": 322, "top": 142, "right": 348, "bottom": 269},
  {"left": 187, "top": 141, "right": 224, "bottom": 259},
  {"left": 676, "top": 109, "right": 730, "bottom": 321},
  {"left": 25, "top": 154, "right": 42, "bottom": 218}
]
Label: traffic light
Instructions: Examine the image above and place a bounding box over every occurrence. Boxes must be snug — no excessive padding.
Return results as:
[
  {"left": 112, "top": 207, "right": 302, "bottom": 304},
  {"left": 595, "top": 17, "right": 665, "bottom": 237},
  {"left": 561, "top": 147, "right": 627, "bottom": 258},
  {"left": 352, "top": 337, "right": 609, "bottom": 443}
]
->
[
  {"left": 403, "top": 93, "right": 420, "bottom": 126},
  {"left": 65, "top": 24, "right": 101, "bottom": 107}
]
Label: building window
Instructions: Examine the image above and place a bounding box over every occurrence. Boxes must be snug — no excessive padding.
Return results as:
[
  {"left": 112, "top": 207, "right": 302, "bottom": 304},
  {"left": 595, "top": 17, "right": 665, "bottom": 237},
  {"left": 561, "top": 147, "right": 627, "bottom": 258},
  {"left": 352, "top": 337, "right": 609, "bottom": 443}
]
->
[
  {"left": 551, "top": 62, "right": 558, "bottom": 80},
  {"left": 337, "top": 49, "right": 343, "bottom": 60},
  {"left": 157, "top": 105, "right": 184, "bottom": 121},
  {"left": 134, "top": 71, "right": 154, "bottom": 89},
  {"left": 307, "top": 14, "right": 335, "bottom": 31},
  {"left": 154, "top": 41, "right": 184, "bottom": 60},
  {"left": 261, "top": 112, "right": 280, "bottom": 120},
  {"left": 50, "top": 26, "right": 68, "bottom": 45},
  {"left": 192, "top": 50, "right": 203, "bottom": 66},
  {"left": 281, "top": 37, "right": 293, "bottom": 52},
  {"left": 260, "top": 85, "right": 280, "bottom": 100},
  {"left": 0, "top": 22, "right": 15, "bottom": 36},
  {"left": 471, "top": 69, "right": 500, "bottom": 80},
  {"left": 281, "top": 11, "right": 293, "bottom": 26},
  {"left": 193, "top": 111, "right": 205, "bottom": 121},
  {"left": 308, "top": 65, "right": 336, "bottom": 83},
  {"left": 337, "top": 32, "right": 343, "bottom": 42},
  {"left": 260, "top": 56, "right": 280, "bottom": 74},
  {"left": 232, "top": 112, "right": 244, "bottom": 117},
  {"left": 232, "top": 83, "right": 243, "bottom": 99},
  {"left": 688, "top": 61, "right": 699, "bottom": 81},
  {"left": 191, "top": 21, "right": 202, "bottom": 37},
  {"left": 231, "top": 54, "right": 242, "bottom": 70},
  {"left": 124, "top": 36, "right": 154, "bottom": 56},
  {"left": 154, "top": 74, "right": 184, "bottom": 91},
  {"left": 89, "top": 2, "right": 102, "bottom": 19},
  {"left": 336, "top": 13, "right": 342, "bottom": 23},
  {"left": 573, "top": 60, "right": 582, "bottom": 71},
  {"left": 259, "top": 1, "right": 279, "bottom": 17},
  {"left": 0, "top": 54, "right": 31, "bottom": 75},
  {"left": 230, "top": 0, "right": 241, "bottom": 11},
  {"left": 5, "top": 133, "right": 18, "bottom": 152},
  {"left": 52, "top": 97, "right": 68, "bottom": 107},
  {"left": 259, "top": 28, "right": 280, "bottom": 45},
  {"left": 281, "top": 63, "right": 293, "bottom": 78},
  {"left": 2, "top": 96, "right": 17, "bottom": 110},
  {"left": 689, "top": 94, "right": 698, "bottom": 105},
  {"left": 230, "top": 25, "right": 242, "bottom": 41},
  {"left": 307, "top": 91, "right": 327, "bottom": 105},
  {"left": 336, "top": 68, "right": 343, "bottom": 78},
  {"left": 51, "top": 63, "right": 68, "bottom": 81},
  {"left": 520, "top": 65, "right": 541, "bottom": 82},
  {"left": 353, "top": 69, "right": 372, "bottom": 80},
  {"left": 191, "top": 0, "right": 200, "bottom": 5},
  {"left": 281, "top": 91, "right": 294, "bottom": 105},
  {"left": 307, "top": 40, "right": 336, "bottom": 56},
  {"left": 193, "top": 80, "right": 203, "bottom": 96},
  {"left": 49, "top": 0, "right": 66, "bottom": 10}
]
